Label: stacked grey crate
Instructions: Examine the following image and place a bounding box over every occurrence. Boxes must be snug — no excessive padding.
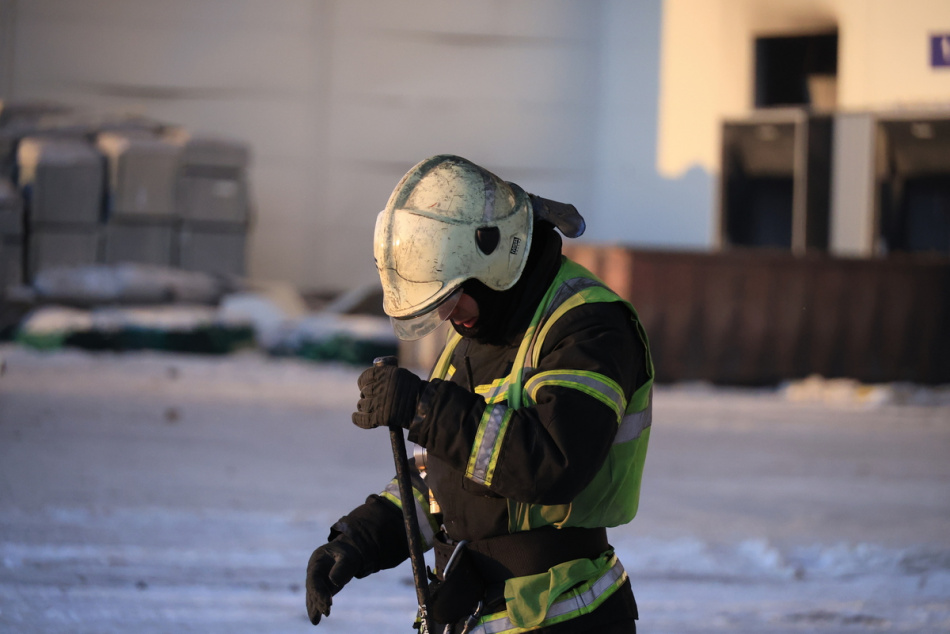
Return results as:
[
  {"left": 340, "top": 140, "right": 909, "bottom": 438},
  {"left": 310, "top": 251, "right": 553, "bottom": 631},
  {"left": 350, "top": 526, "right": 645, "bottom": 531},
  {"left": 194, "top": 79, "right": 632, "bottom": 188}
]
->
[
  {"left": 1, "top": 100, "right": 254, "bottom": 288},
  {"left": 0, "top": 179, "right": 23, "bottom": 290},
  {"left": 0, "top": 101, "right": 75, "bottom": 182},
  {"left": 97, "top": 131, "right": 181, "bottom": 267},
  {"left": 16, "top": 136, "right": 104, "bottom": 281},
  {"left": 169, "top": 131, "right": 250, "bottom": 277}
]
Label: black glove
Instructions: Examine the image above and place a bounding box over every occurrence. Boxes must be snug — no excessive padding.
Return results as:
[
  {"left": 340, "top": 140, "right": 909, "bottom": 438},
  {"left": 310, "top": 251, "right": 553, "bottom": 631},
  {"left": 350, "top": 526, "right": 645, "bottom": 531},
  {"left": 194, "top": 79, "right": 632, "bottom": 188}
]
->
[
  {"left": 305, "top": 536, "right": 364, "bottom": 625},
  {"left": 352, "top": 365, "right": 423, "bottom": 430}
]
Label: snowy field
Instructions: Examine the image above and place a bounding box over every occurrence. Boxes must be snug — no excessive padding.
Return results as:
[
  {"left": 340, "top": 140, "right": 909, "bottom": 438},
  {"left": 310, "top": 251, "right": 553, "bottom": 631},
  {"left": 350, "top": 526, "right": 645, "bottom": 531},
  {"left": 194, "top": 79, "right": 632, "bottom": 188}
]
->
[{"left": 1, "top": 343, "right": 949, "bottom": 633}]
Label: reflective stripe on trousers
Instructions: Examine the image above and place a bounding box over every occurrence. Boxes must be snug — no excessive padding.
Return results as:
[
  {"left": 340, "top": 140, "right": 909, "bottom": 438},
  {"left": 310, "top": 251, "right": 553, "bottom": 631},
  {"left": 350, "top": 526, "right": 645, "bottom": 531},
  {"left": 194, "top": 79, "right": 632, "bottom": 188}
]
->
[{"left": 463, "top": 556, "right": 627, "bottom": 634}]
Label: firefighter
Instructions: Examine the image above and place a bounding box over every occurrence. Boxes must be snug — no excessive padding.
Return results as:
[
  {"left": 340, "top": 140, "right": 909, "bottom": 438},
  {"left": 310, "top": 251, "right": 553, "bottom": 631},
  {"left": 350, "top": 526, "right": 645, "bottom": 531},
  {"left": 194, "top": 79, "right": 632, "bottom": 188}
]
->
[{"left": 306, "top": 155, "right": 653, "bottom": 633}]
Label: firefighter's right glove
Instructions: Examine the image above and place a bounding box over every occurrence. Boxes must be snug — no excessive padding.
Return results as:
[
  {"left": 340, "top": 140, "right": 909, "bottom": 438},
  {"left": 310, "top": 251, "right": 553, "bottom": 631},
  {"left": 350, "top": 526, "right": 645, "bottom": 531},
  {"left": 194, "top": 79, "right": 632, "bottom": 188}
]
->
[
  {"left": 352, "top": 365, "right": 423, "bottom": 430},
  {"left": 305, "top": 536, "right": 364, "bottom": 625}
]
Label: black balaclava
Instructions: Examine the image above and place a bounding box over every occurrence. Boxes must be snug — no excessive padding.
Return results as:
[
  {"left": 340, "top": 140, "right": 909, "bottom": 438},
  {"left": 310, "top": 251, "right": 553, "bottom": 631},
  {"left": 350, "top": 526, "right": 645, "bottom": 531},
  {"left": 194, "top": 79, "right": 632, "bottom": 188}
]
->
[{"left": 452, "top": 220, "right": 562, "bottom": 345}]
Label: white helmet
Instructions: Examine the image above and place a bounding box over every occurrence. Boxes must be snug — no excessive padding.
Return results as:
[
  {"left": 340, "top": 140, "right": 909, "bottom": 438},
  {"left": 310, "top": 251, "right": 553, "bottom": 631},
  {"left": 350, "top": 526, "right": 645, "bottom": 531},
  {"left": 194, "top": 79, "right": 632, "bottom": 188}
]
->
[{"left": 374, "top": 155, "right": 534, "bottom": 340}]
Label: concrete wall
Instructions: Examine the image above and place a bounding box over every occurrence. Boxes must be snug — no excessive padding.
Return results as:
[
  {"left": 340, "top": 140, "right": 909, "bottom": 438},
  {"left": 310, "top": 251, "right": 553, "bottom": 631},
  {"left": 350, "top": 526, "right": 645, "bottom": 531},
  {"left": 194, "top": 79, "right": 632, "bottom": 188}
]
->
[
  {"left": 1, "top": 0, "right": 704, "bottom": 292},
  {"left": 592, "top": 0, "right": 712, "bottom": 249},
  {"left": 659, "top": 0, "right": 950, "bottom": 178}
]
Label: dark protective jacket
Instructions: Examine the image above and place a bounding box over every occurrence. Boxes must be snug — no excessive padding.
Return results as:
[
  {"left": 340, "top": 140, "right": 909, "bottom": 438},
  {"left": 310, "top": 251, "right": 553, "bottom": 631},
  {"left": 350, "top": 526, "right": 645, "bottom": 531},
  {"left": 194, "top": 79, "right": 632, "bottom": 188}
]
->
[{"left": 331, "top": 223, "right": 652, "bottom": 631}]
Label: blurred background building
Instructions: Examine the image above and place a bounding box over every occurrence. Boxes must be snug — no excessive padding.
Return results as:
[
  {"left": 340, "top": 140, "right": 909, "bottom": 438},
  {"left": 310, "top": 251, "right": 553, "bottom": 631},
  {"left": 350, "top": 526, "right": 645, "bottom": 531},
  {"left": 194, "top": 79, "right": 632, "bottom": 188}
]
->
[
  {"left": 0, "top": 0, "right": 708, "bottom": 292},
  {"left": 1, "top": 0, "right": 948, "bottom": 383}
]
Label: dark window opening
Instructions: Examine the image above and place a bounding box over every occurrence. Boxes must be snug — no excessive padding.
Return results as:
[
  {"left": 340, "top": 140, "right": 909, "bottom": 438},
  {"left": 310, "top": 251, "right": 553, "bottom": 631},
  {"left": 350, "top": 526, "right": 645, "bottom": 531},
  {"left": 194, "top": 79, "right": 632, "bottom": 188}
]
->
[
  {"left": 878, "top": 118, "right": 950, "bottom": 255},
  {"left": 755, "top": 32, "right": 838, "bottom": 108},
  {"left": 719, "top": 116, "right": 832, "bottom": 252},
  {"left": 725, "top": 175, "right": 794, "bottom": 248},
  {"left": 881, "top": 175, "right": 950, "bottom": 254}
]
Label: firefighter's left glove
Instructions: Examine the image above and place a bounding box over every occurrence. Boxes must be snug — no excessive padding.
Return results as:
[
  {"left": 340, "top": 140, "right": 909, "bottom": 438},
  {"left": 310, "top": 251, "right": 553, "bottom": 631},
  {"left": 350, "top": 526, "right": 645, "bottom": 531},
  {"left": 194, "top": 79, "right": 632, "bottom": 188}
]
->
[
  {"left": 306, "top": 536, "right": 364, "bottom": 625},
  {"left": 352, "top": 365, "right": 424, "bottom": 430}
]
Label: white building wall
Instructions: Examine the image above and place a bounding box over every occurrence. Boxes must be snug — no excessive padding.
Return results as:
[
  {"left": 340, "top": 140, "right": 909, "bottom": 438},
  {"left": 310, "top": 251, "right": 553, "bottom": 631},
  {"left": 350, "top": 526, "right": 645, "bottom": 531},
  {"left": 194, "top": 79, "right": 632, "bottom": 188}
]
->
[
  {"left": 659, "top": 0, "right": 950, "bottom": 178},
  {"left": 2, "top": 0, "right": 685, "bottom": 291},
  {"left": 592, "top": 0, "right": 712, "bottom": 248},
  {"left": 317, "top": 0, "right": 603, "bottom": 290},
  {"left": 837, "top": 0, "right": 950, "bottom": 110}
]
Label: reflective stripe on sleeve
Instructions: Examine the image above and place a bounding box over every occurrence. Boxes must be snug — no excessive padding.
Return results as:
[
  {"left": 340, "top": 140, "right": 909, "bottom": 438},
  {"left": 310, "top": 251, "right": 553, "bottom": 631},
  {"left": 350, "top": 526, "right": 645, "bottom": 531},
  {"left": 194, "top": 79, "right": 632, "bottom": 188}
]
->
[
  {"left": 380, "top": 476, "right": 438, "bottom": 549},
  {"left": 465, "top": 402, "right": 513, "bottom": 487},
  {"left": 524, "top": 369, "right": 627, "bottom": 423},
  {"left": 616, "top": 391, "right": 653, "bottom": 443}
]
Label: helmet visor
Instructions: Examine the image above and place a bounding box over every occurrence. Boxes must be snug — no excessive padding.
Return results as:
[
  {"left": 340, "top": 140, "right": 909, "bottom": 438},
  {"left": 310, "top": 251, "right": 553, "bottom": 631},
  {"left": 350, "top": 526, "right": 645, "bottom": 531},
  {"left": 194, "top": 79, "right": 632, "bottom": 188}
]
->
[
  {"left": 376, "top": 208, "right": 470, "bottom": 318},
  {"left": 389, "top": 286, "right": 462, "bottom": 341}
]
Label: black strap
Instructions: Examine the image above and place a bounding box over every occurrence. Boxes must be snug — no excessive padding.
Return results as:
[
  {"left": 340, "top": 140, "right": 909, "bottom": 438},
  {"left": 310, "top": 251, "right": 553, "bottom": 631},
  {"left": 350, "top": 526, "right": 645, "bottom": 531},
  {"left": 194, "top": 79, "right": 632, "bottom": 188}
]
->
[{"left": 436, "top": 526, "right": 609, "bottom": 584}]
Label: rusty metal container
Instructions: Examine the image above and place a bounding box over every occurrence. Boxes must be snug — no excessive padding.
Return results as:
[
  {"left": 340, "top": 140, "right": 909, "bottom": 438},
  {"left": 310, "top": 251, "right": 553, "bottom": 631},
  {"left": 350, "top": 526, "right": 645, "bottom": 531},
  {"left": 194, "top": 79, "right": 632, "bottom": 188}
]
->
[{"left": 563, "top": 245, "right": 950, "bottom": 386}]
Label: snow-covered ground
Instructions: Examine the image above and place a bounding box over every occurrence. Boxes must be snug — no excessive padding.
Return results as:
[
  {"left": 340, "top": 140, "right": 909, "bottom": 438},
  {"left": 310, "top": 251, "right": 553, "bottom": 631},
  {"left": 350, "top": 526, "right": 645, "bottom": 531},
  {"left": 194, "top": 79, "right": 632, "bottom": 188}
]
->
[{"left": 1, "top": 343, "right": 948, "bottom": 633}]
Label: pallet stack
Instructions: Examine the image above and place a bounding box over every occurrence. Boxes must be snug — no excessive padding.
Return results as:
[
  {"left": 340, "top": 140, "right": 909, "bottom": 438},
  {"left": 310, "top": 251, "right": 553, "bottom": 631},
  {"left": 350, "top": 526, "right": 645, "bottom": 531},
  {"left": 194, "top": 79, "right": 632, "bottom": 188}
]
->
[
  {"left": 0, "top": 101, "right": 253, "bottom": 295},
  {"left": 0, "top": 178, "right": 23, "bottom": 289},
  {"left": 170, "top": 130, "right": 252, "bottom": 277},
  {"left": 17, "top": 136, "right": 104, "bottom": 282},
  {"left": 97, "top": 130, "right": 181, "bottom": 267}
]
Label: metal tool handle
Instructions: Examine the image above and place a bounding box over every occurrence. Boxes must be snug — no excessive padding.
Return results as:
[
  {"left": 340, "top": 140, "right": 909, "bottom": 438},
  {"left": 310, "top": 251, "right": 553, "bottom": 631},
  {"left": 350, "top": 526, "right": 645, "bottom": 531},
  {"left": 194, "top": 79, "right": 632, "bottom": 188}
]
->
[{"left": 373, "top": 356, "right": 433, "bottom": 633}]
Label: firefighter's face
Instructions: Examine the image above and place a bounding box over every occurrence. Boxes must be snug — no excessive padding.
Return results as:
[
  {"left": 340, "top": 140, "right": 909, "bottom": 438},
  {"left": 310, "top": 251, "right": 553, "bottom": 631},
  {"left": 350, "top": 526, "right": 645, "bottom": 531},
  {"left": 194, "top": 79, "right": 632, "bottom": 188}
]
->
[{"left": 447, "top": 293, "right": 479, "bottom": 329}]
